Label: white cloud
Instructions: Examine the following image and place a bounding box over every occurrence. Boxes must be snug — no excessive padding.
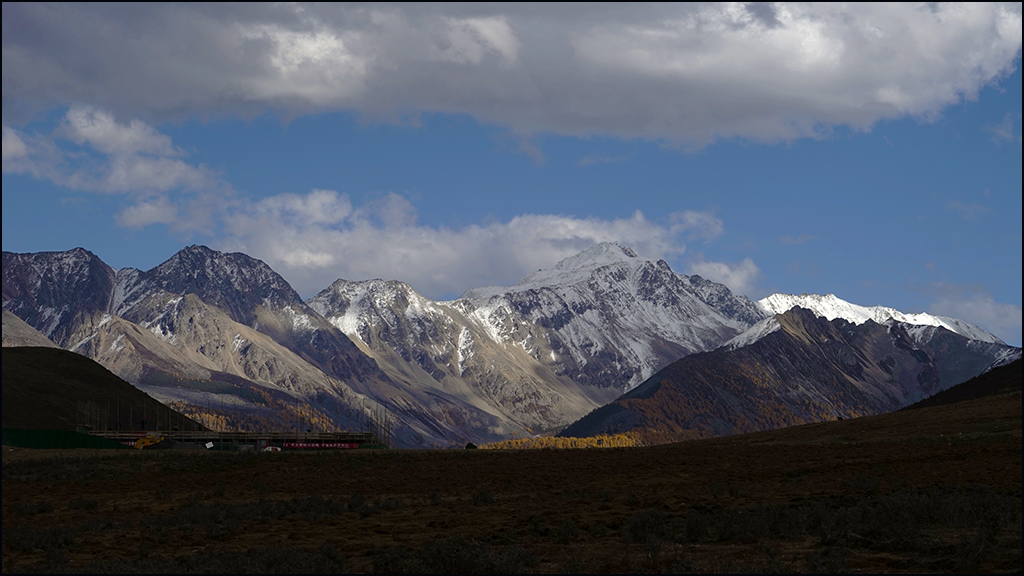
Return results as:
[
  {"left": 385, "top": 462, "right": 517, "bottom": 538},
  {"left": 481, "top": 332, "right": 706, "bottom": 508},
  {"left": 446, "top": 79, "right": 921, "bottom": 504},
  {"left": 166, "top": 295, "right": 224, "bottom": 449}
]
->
[
  {"left": 2, "top": 107, "right": 223, "bottom": 205},
  {"left": 116, "top": 196, "right": 179, "bottom": 228},
  {"left": 2, "top": 124, "right": 62, "bottom": 178},
  {"left": 6, "top": 108, "right": 728, "bottom": 298},
  {"left": 239, "top": 24, "right": 368, "bottom": 104},
  {"left": 687, "top": 257, "right": 761, "bottom": 296},
  {"left": 221, "top": 190, "right": 697, "bottom": 298},
  {"left": 58, "top": 107, "right": 179, "bottom": 157},
  {"left": 440, "top": 16, "right": 520, "bottom": 65},
  {"left": 670, "top": 211, "right": 724, "bottom": 240},
  {"left": 1, "top": 125, "right": 28, "bottom": 161},
  {"left": 255, "top": 189, "right": 353, "bottom": 226},
  {"left": 3, "top": 4, "right": 1020, "bottom": 146},
  {"left": 929, "top": 283, "right": 1022, "bottom": 345}
]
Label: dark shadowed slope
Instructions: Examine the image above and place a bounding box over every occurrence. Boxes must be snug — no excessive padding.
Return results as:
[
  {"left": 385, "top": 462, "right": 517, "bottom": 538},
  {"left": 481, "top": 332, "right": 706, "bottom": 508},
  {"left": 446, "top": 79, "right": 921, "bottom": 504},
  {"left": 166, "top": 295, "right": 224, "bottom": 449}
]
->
[{"left": 2, "top": 347, "right": 203, "bottom": 431}]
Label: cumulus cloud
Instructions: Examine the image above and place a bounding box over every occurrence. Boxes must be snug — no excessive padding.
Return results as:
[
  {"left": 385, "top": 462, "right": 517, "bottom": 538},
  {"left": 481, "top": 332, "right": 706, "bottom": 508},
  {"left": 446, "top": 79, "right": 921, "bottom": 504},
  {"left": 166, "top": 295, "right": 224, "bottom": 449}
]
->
[
  {"left": 116, "top": 196, "right": 179, "bottom": 228},
  {"left": 221, "top": 190, "right": 702, "bottom": 298},
  {"left": 3, "top": 3, "right": 1020, "bottom": 146},
  {"left": 3, "top": 107, "right": 221, "bottom": 196},
  {"left": 687, "top": 257, "right": 761, "bottom": 296},
  {"left": 929, "top": 283, "right": 1022, "bottom": 345},
  {"left": 255, "top": 189, "right": 353, "bottom": 226},
  {"left": 5, "top": 107, "right": 734, "bottom": 297},
  {"left": 2, "top": 124, "right": 62, "bottom": 177},
  {"left": 1, "top": 125, "right": 28, "bottom": 161},
  {"left": 58, "top": 106, "right": 179, "bottom": 157}
]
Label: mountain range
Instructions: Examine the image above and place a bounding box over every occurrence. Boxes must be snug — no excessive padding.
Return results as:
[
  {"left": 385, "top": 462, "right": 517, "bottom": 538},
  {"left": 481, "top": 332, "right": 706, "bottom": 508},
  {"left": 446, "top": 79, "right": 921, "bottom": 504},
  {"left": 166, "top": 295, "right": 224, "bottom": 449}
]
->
[{"left": 3, "top": 243, "right": 1019, "bottom": 446}]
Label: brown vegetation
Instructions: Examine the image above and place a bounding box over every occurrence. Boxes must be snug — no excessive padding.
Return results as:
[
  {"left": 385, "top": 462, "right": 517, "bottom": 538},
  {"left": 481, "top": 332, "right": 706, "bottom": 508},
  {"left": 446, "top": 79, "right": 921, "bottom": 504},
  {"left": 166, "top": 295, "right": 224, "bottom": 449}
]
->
[
  {"left": 480, "top": 433, "right": 639, "bottom": 450},
  {"left": 3, "top": 386, "right": 1020, "bottom": 573}
]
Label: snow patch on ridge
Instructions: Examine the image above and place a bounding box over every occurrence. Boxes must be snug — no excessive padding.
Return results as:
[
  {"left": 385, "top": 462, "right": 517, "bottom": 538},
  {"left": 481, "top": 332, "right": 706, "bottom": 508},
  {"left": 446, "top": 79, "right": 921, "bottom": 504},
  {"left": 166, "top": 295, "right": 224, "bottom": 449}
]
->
[
  {"left": 282, "top": 306, "right": 315, "bottom": 332},
  {"left": 457, "top": 327, "right": 473, "bottom": 375},
  {"left": 758, "top": 293, "right": 1004, "bottom": 344},
  {"left": 722, "top": 316, "right": 781, "bottom": 351},
  {"left": 70, "top": 331, "right": 97, "bottom": 351},
  {"left": 461, "top": 243, "right": 640, "bottom": 301},
  {"left": 986, "top": 346, "right": 1023, "bottom": 371},
  {"left": 328, "top": 306, "right": 365, "bottom": 344}
]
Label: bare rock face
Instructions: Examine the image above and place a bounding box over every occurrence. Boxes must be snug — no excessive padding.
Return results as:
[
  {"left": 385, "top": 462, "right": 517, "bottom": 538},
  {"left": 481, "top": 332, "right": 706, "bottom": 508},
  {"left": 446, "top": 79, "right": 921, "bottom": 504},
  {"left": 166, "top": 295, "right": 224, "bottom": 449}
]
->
[
  {"left": 3, "top": 248, "right": 117, "bottom": 347},
  {"left": 2, "top": 309, "right": 59, "bottom": 348}
]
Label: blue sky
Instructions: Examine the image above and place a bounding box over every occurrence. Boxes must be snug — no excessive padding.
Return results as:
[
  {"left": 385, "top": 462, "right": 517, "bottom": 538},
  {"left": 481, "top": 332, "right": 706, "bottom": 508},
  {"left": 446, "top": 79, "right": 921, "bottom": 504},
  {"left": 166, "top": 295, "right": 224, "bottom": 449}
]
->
[{"left": 2, "top": 3, "right": 1022, "bottom": 345}]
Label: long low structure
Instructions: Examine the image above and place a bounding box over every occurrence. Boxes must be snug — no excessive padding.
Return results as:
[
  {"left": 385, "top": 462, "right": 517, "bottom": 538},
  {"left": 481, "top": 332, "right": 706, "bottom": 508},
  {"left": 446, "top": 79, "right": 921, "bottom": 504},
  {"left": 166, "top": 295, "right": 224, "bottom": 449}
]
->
[{"left": 90, "top": 430, "right": 387, "bottom": 450}]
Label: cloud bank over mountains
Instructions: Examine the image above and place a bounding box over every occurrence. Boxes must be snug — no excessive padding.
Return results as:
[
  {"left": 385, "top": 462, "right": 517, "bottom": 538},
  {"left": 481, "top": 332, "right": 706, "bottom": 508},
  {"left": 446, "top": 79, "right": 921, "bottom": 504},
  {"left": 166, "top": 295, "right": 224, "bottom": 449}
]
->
[
  {"left": 3, "top": 104, "right": 732, "bottom": 299},
  {"left": 4, "top": 3, "right": 1020, "bottom": 144},
  {"left": 223, "top": 190, "right": 726, "bottom": 298}
]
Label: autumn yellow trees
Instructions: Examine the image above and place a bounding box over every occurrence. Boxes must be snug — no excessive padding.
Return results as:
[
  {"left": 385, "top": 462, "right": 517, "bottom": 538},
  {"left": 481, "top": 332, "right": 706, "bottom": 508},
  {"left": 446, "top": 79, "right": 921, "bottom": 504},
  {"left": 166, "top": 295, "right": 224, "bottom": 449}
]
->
[{"left": 480, "top": 433, "right": 639, "bottom": 450}]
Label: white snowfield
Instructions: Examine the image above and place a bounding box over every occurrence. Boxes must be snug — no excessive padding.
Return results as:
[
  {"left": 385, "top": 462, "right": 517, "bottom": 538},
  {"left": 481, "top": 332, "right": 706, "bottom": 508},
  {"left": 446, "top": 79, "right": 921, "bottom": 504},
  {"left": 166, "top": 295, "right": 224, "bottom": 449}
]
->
[{"left": 756, "top": 293, "right": 1005, "bottom": 345}]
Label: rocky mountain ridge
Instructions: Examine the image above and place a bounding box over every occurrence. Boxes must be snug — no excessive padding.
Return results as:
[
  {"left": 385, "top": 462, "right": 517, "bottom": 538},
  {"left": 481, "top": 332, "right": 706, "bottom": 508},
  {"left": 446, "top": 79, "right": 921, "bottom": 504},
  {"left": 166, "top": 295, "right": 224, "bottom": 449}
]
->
[{"left": 4, "top": 244, "right": 1017, "bottom": 446}]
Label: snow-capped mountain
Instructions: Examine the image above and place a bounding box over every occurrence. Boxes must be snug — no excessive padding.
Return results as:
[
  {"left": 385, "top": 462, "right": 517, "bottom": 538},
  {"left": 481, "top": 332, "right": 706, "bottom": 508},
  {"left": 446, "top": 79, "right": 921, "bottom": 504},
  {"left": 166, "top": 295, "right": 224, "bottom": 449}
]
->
[{"left": 455, "top": 243, "right": 768, "bottom": 390}]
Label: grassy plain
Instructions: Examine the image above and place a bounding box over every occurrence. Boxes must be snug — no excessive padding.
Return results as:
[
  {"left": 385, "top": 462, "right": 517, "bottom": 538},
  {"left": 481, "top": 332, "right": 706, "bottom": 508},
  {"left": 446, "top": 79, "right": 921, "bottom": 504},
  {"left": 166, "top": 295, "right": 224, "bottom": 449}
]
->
[{"left": 3, "top": 388, "right": 1021, "bottom": 573}]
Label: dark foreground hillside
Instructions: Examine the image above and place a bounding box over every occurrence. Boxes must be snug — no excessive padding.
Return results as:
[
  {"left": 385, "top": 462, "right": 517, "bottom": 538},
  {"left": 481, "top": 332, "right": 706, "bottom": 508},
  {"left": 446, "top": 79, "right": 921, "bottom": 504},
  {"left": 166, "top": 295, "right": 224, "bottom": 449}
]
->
[
  {"left": 2, "top": 347, "right": 203, "bottom": 432},
  {"left": 3, "top": 383, "right": 1020, "bottom": 574}
]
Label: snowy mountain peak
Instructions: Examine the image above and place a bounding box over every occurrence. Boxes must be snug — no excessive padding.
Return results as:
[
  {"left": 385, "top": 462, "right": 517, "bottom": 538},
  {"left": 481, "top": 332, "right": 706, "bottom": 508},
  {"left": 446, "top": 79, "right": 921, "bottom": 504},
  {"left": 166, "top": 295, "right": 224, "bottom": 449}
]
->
[
  {"left": 552, "top": 243, "right": 639, "bottom": 271},
  {"left": 504, "top": 243, "right": 645, "bottom": 292},
  {"left": 757, "top": 293, "right": 1004, "bottom": 344}
]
